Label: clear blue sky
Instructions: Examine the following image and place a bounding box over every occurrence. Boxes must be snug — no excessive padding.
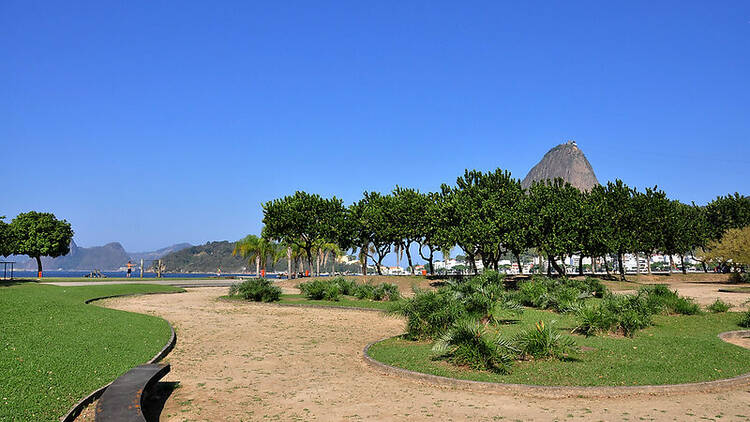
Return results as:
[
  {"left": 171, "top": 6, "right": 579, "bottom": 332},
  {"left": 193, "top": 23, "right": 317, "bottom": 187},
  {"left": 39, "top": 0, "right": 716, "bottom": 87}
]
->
[{"left": 2, "top": 1, "right": 749, "bottom": 253}]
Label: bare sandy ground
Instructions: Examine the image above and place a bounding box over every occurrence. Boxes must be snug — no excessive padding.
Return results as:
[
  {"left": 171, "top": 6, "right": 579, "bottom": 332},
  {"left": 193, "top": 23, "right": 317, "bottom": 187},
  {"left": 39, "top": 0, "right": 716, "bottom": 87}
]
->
[{"left": 76, "top": 286, "right": 750, "bottom": 422}]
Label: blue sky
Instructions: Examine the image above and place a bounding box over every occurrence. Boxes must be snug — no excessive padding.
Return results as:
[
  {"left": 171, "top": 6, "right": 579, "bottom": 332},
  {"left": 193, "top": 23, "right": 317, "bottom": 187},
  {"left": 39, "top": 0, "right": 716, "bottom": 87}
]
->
[{"left": 2, "top": 1, "right": 749, "bottom": 253}]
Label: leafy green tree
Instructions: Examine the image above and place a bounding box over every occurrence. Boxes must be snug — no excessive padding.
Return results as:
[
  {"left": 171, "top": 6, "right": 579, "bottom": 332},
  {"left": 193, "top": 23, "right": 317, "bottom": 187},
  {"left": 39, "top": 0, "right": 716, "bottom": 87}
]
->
[
  {"left": 0, "top": 216, "right": 15, "bottom": 257},
  {"left": 10, "top": 211, "right": 74, "bottom": 277},
  {"left": 601, "top": 180, "right": 638, "bottom": 280},
  {"left": 660, "top": 201, "right": 703, "bottom": 274},
  {"left": 391, "top": 186, "right": 422, "bottom": 274},
  {"left": 415, "top": 192, "right": 444, "bottom": 275},
  {"left": 579, "top": 186, "right": 611, "bottom": 275},
  {"left": 527, "top": 179, "right": 584, "bottom": 276},
  {"left": 261, "top": 191, "right": 344, "bottom": 272},
  {"left": 632, "top": 187, "right": 671, "bottom": 274},
  {"left": 233, "top": 235, "right": 280, "bottom": 277},
  {"left": 699, "top": 226, "right": 750, "bottom": 269},
  {"left": 704, "top": 193, "right": 750, "bottom": 242},
  {"left": 347, "top": 192, "right": 398, "bottom": 275}
]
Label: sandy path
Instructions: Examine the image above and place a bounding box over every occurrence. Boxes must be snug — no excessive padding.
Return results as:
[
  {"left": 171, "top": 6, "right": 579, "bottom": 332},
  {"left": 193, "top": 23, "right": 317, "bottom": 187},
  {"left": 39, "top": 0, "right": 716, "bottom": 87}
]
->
[{"left": 95, "top": 287, "right": 750, "bottom": 422}]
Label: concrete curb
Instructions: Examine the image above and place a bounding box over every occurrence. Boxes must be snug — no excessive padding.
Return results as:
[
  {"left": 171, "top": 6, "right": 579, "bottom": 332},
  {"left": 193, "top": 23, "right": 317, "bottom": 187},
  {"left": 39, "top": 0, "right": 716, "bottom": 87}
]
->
[
  {"left": 362, "top": 330, "right": 750, "bottom": 398},
  {"left": 59, "top": 290, "right": 182, "bottom": 422}
]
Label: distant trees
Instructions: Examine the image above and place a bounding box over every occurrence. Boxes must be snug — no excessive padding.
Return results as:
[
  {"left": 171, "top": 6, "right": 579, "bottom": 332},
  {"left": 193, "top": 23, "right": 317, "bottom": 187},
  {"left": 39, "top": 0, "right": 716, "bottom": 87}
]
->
[
  {"left": 0, "top": 216, "right": 14, "bottom": 257},
  {"left": 233, "top": 235, "right": 280, "bottom": 277},
  {"left": 261, "top": 191, "right": 344, "bottom": 275},
  {"left": 699, "top": 226, "right": 750, "bottom": 270},
  {"left": 258, "top": 170, "right": 747, "bottom": 278},
  {"left": 8, "top": 211, "right": 74, "bottom": 277}
]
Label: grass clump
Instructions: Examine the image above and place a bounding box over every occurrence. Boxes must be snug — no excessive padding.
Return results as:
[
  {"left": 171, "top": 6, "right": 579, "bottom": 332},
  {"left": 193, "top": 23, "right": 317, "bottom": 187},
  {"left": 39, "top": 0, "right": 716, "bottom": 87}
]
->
[
  {"left": 228, "top": 278, "right": 282, "bottom": 302},
  {"left": 514, "top": 276, "right": 606, "bottom": 313},
  {"left": 298, "top": 279, "right": 341, "bottom": 301},
  {"left": 574, "top": 294, "right": 652, "bottom": 337},
  {"left": 739, "top": 310, "right": 750, "bottom": 328},
  {"left": 514, "top": 320, "right": 578, "bottom": 360},
  {"left": 432, "top": 319, "right": 518, "bottom": 373},
  {"left": 392, "top": 289, "right": 465, "bottom": 340},
  {"left": 706, "top": 299, "right": 731, "bottom": 313},
  {"left": 639, "top": 284, "right": 701, "bottom": 315}
]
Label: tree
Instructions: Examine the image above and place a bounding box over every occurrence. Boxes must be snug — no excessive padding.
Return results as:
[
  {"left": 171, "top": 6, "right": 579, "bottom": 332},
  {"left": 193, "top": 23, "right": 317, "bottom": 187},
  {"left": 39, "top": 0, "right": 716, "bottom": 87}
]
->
[
  {"left": 391, "top": 186, "right": 422, "bottom": 274},
  {"left": 10, "top": 211, "right": 74, "bottom": 277},
  {"left": 346, "top": 192, "right": 398, "bottom": 275},
  {"left": 233, "top": 235, "right": 280, "bottom": 277},
  {"left": 631, "top": 187, "right": 670, "bottom": 275},
  {"left": 699, "top": 226, "right": 750, "bottom": 269},
  {"left": 660, "top": 201, "right": 699, "bottom": 275},
  {"left": 0, "top": 216, "right": 15, "bottom": 257},
  {"left": 262, "top": 191, "right": 344, "bottom": 272},
  {"left": 704, "top": 193, "right": 750, "bottom": 242},
  {"left": 527, "top": 179, "right": 584, "bottom": 276},
  {"left": 601, "top": 180, "right": 638, "bottom": 280}
]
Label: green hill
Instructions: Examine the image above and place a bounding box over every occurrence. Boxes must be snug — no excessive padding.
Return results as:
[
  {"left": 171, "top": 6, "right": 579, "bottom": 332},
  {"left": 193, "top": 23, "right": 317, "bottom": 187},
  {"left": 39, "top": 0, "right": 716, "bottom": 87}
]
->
[{"left": 159, "top": 241, "right": 248, "bottom": 273}]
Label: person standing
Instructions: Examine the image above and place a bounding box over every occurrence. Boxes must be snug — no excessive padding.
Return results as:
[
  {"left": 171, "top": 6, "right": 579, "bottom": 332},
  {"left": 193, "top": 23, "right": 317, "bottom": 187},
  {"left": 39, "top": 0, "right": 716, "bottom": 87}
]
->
[{"left": 127, "top": 260, "right": 133, "bottom": 278}]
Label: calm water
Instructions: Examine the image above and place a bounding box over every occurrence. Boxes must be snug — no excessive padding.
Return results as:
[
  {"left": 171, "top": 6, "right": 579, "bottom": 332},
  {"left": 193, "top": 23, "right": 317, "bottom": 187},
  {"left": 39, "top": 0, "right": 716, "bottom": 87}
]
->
[{"left": 8, "top": 270, "right": 282, "bottom": 279}]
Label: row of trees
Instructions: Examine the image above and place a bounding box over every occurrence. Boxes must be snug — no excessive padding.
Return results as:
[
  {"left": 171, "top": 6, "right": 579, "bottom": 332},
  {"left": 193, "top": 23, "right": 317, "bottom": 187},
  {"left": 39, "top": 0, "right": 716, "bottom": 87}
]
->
[
  {"left": 0, "top": 211, "right": 74, "bottom": 276},
  {"left": 260, "top": 168, "right": 749, "bottom": 280},
  {"left": 232, "top": 234, "right": 345, "bottom": 278}
]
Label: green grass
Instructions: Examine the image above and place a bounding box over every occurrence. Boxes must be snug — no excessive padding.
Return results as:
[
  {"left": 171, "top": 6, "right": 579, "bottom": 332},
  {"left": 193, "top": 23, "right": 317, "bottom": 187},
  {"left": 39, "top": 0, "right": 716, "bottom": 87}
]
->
[
  {"left": 17, "top": 276, "right": 232, "bottom": 282},
  {"left": 0, "top": 282, "right": 183, "bottom": 421},
  {"left": 224, "top": 293, "right": 394, "bottom": 310},
  {"left": 368, "top": 308, "right": 750, "bottom": 386}
]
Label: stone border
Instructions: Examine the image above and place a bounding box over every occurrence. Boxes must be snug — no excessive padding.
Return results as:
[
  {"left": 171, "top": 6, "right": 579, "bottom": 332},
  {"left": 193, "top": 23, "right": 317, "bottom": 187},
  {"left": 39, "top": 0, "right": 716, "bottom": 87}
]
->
[
  {"left": 363, "top": 330, "right": 750, "bottom": 398},
  {"left": 59, "top": 290, "right": 182, "bottom": 422}
]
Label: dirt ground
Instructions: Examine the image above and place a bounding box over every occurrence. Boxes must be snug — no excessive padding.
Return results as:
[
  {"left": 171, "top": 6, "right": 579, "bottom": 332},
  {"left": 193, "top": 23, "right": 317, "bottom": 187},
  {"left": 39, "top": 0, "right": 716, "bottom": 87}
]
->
[{"left": 73, "top": 283, "right": 750, "bottom": 422}]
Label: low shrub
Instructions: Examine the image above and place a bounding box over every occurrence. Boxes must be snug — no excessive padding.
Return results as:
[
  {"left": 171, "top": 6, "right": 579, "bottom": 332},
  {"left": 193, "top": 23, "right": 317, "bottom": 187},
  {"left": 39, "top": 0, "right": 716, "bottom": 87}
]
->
[
  {"left": 638, "top": 284, "right": 701, "bottom": 315},
  {"left": 515, "top": 276, "right": 603, "bottom": 313},
  {"left": 706, "top": 299, "right": 731, "bottom": 313},
  {"left": 574, "top": 293, "right": 652, "bottom": 337},
  {"left": 228, "top": 278, "right": 282, "bottom": 302},
  {"left": 739, "top": 310, "right": 750, "bottom": 328},
  {"left": 353, "top": 283, "right": 375, "bottom": 299},
  {"left": 331, "top": 277, "right": 357, "bottom": 295},
  {"left": 514, "top": 320, "right": 577, "bottom": 360},
  {"left": 432, "top": 319, "right": 517, "bottom": 373},
  {"left": 392, "top": 289, "right": 465, "bottom": 340},
  {"left": 373, "top": 283, "right": 401, "bottom": 301},
  {"left": 298, "top": 279, "right": 341, "bottom": 301},
  {"left": 446, "top": 273, "right": 522, "bottom": 324}
]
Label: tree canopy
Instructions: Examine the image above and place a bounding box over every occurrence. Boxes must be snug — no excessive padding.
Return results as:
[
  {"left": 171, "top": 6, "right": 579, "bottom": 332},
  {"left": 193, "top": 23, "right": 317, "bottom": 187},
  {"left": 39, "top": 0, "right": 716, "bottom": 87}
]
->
[{"left": 10, "top": 211, "right": 74, "bottom": 276}]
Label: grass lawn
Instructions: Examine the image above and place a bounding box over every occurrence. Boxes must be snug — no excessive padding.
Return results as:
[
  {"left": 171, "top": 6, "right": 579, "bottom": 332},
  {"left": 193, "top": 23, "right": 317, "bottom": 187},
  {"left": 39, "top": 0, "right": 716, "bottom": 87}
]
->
[
  {"left": 368, "top": 309, "right": 750, "bottom": 387},
  {"left": 0, "top": 282, "right": 183, "bottom": 421}
]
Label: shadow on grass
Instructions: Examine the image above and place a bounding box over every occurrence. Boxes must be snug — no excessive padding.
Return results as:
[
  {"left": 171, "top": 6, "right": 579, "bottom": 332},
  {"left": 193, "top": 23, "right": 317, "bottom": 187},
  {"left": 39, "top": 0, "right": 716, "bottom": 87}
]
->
[{"left": 0, "top": 279, "right": 38, "bottom": 287}]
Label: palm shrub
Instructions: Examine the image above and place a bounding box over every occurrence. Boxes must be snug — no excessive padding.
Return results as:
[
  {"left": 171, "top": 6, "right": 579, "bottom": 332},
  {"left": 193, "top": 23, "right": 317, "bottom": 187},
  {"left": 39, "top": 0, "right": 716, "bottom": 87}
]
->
[
  {"left": 573, "top": 304, "right": 616, "bottom": 337},
  {"left": 706, "top": 299, "right": 730, "bottom": 313},
  {"left": 446, "top": 275, "right": 522, "bottom": 324},
  {"left": 331, "top": 277, "right": 357, "bottom": 295},
  {"left": 515, "top": 276, "right": 607, "bottom": 312},
  {"left": 514, "top": 320, "right": 577, "bottom": 360},
  {"left": 353, "top": 283, "right": 375, "bottom": 300},
  {"left": 432, "top": 319, "right": 518, "bottom": 373},
  {"left": 574, "top": 293, "right": 652, "bottom": 337},
  {"left": 298, "top": 279, "right": 341, "bottom": 301},
  {"left": 391, "top": 289, "right": 465, "bottom": 340},
  {"left": 639, "top": 285, "right": 701, "bottom": 315},
  {"left": 228, "top": 278, "right": 282, "bottom": 302},
  {"left": 739, "top": 310, "right": 750, "bottom": 328},
  {"left": 372, "top": 283, "right": 401, "bottom": 301}
]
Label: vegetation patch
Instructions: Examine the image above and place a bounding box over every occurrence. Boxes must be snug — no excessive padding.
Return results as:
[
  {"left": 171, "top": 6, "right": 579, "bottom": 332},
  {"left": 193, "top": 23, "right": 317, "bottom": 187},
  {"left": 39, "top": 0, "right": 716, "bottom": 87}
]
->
[
  {"left": 706, "top": 299, "right": 731, "bottom": 313},
  {"left": 0, "top": 282, "right": 182, "bottom": 421},
  {"left": 298, "top": 277, "right": 400, "bottom": 302},
  {"left": 228, "top": 278, "right": 282, "bottom": 302}
]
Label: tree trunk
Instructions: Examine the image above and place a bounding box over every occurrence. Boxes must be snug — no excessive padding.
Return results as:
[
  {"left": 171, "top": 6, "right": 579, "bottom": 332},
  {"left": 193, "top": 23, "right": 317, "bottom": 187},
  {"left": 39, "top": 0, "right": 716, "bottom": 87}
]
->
[
  {"left": 647, "top": 253, "right": 652, "bottom": 275},
  {"left": 256, "top": 256, "right": 261, "bottom": 278},
  {"left": 668, "top": 255, "right": 675, "bottom": 276},
  {"left": 634, "top": 253, "right": 641, "bottom": 275},
  {"left": 680, "top": 255, "right": 687, "bottom": 274},
  {"left": 405, "top": 246, "right": 414, "bottom": 275},
  {"left": 515, "top": 253, "right": 523, "bottom": 275},
  {"left": 604, "top": 256, "right": 610, "bottom": 276},
  {"left": 701, "top": 261, "right": 708, "bottom": 273},
  {"left": 617, "top": 252, "right": 626, "bottom": 281},
  {"left": 287, "top": 247, "right": 292, "bottom": 280},
  {"left": 35, "top": 256, "right": 42, "bottom": 278},
  {"left": 547, "top": 256, "right": 552, "bottom": 276},
  {"left": 578, "top": 255, "right": 584, "bottom": 276},
  {"left": 428, "top": 250, "right": 434, "bottom": 275},
  {"left": 549, "top": 255, "right": 566, "bottom": 276},
  {"left": 316, "top": 250, "right": 321, "bottom": 276}
]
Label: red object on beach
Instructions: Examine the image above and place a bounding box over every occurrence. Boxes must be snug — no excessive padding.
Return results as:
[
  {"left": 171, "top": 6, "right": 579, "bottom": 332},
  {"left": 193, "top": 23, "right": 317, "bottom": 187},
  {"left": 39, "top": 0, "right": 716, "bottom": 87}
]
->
[
  {"left": 261, "top": 269, "right": 266, "bottom": 277},
  {"left": 38, "top": 270, "right": 42, "bottom": 278},
  {"left": 305, "top": 270, "right": 309, "bottom": 277},
  {"left": 422, "top": 270, "right": 427, "bottom": 276}
]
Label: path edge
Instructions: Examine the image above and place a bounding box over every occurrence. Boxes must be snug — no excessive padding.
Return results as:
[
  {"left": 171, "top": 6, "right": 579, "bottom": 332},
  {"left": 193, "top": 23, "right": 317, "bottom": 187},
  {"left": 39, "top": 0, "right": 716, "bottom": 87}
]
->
[{"left": 59, "top": 290, "right": 182, "bottom": 422}]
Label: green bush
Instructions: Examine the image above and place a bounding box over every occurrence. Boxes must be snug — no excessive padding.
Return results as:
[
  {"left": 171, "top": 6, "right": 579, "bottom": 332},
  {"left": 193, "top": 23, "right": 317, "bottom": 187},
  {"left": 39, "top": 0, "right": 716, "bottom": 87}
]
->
[
  {"left": 432, "top": 319, "right": 517, "bottom": 373},
  {"left": 706, "top": 299, "right": 731, "bottom": 313},
  {"left": 574, "top": 293, "right": 653, "bottom": 337},
  {"left": 515, "top": 276, "right": 607, "bottom": 312},
  {"left": 739, "top": 310, "right": 750, "bottom": 328},
  {"left": 331, "top": 277, "right": 357, "bottom": 295},
  {"left": 573, "top": 304, "right": 616, "bottom": 337},
  {"left": 373, "top": 283, "right": 401, "bottom": 301},
  {"left": 298, "top": 279, "right": 341, "bottom": 301},
  {"left": 353, "top": 283, "right": 375, "bottom": 299},
  {"left": 514, "top": 320, "right": 577, "bottom": 360},
  {"left": 392, "top": 289, "right": 465, "bottom": 340},
  {"left": 228, "top": 278, "right": 282, "bottom": 302},
  {"left": 638, "top": 285, "right": 701, "bottom": 315}
]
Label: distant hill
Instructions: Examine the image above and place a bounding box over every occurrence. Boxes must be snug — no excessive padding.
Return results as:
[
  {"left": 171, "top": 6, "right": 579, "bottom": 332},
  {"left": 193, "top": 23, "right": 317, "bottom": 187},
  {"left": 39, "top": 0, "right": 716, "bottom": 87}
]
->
[
  {"left": 521, "top": 141, "right": 599, "bottom": 191},
  {"left": 159, "top": 241, "right": 248, "bottom": 273},
  {"left": 12, "top": 240, "right": 192, "bottom": 270}
]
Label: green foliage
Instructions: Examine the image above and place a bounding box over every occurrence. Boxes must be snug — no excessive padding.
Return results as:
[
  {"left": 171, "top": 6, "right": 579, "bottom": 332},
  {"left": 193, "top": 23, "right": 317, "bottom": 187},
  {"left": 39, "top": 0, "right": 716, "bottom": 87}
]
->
[
  {"left": 706, "top": 299, "right": 731, "bottom": 313},
  {"left": 445, "top": 271, "right": 522, "bottom": 323},
  {"left": 704, "top": 193, "right": 750, "bottom": 242},
  {"left": 298, "top": 279, "right": 341, "bottom": 301},
  {"left": 0, "top": 216, "right": 14, "bottom": 257},
  {"left": 10, "top": 211, "right": 74, "bottom": 273},
  {"left": 228, "top": 278, "right": 282, "bottom": 302},
  {"left": 432, "top": 319, "right": 518, "bottom": 373},
  {"left": 728, "top": 272, "right": 750, "bottom": 283},
  {"left": 514, "top": 320, "right": 578, "bottom": 360},
  {"left": 739, "top": 310, "right": 750, "bottom": 328},
  {"left": 330, "top": 277, "right": 357, "bottom": 295},
  {"left": 638, "top": 284, "right": 702, "bottom": 315},
  {"left": 372, "top": 282, "right": 401, "bottom": 301},
  {"left": 515, "top": 276, "right": 606, "bottom": 313},
  {"left": 574, "top": 294, "right": 653, "bottom": 337},
  {"left": 392, "top": 289, "right": 465, "bottom": 340}
]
